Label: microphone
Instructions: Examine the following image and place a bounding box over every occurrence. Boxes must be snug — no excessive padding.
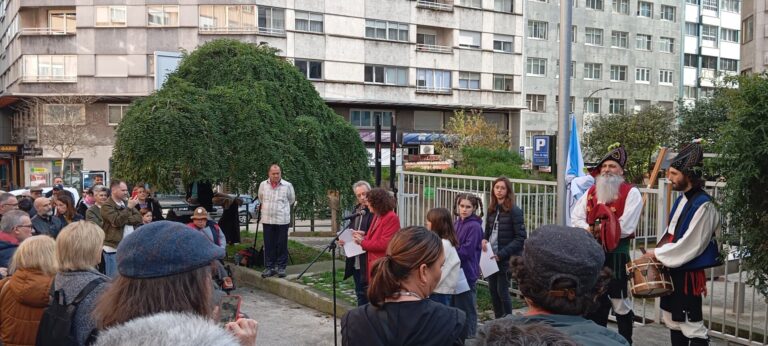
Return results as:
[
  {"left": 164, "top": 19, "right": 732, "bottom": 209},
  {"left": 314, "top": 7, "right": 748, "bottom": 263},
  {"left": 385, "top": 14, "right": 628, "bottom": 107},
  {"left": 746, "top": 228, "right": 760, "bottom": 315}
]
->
[{"left": 342, "top": 209, "right": 366, "bottom": 221}]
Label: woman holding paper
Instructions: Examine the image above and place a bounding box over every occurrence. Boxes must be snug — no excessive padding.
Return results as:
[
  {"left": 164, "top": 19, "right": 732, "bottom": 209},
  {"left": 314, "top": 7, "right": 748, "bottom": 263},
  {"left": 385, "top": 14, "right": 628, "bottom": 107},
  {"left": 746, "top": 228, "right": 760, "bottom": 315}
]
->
[
  {"left": 352, "top": 188, "right": 400, "bottom": 281},
  {"left": 483, "top": 176, "right": 527, "bottom": 318},
  {"left": 452, "top": 193, "right": 484, "bottom": 339}
]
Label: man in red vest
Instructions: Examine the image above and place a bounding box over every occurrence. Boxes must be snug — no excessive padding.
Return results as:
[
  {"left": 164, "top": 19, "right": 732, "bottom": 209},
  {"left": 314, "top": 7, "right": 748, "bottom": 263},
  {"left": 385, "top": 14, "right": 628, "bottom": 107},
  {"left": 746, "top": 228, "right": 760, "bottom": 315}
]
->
[{"left": 572, "top": 146, "right": 643, "bottom": 345}]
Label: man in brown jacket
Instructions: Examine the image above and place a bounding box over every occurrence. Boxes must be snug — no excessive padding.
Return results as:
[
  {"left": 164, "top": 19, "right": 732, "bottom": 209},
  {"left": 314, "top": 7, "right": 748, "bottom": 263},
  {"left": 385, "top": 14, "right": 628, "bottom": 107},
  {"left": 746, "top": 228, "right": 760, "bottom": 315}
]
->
[{"left": 101, "top": 180, "right": 142, "bottom": 277}]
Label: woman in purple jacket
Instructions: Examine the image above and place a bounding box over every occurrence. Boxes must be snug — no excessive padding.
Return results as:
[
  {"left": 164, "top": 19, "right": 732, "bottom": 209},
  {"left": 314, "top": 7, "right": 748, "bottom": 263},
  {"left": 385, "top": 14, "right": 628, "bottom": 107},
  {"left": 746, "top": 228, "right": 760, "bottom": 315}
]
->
[{"left": 452, "top": 193, "right": 484, "bottom": 339}]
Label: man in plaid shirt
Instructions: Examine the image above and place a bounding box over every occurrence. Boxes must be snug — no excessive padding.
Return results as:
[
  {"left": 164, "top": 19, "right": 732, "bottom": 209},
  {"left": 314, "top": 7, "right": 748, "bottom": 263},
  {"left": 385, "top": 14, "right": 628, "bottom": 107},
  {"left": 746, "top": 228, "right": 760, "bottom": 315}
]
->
[{"left": 258, "top": 164, "right": 295, "bottom": 278}]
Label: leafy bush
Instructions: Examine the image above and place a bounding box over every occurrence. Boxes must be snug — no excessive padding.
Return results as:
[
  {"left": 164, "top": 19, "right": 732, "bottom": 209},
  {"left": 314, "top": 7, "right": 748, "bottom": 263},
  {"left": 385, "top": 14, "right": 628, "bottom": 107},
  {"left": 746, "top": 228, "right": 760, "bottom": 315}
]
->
[{"left": 445, "top": 147, "right": 527, "bottom": 178}]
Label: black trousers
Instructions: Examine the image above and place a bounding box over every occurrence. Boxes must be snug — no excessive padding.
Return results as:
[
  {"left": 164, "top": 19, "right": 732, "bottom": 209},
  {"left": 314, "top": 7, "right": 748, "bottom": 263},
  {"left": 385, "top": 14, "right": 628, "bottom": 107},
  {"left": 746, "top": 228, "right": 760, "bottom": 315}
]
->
[{"left": 263, "top": 223, "right": 289, "bottom": 269}]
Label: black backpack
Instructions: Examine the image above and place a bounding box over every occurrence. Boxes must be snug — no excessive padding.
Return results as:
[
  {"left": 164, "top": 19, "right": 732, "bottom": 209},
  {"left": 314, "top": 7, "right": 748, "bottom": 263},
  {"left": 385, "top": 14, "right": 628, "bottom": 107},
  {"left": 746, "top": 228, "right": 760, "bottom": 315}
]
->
[{"left": 36, "top": 278, "right": 105, "bottom": 346}]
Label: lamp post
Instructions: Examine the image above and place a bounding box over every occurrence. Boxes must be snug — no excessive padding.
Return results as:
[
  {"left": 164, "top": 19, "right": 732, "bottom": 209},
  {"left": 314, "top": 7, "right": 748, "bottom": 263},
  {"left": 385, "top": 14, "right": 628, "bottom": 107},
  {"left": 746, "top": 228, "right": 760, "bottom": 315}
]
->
[{"left": 582, "top": 87, "right": 611, "bottom": 151}]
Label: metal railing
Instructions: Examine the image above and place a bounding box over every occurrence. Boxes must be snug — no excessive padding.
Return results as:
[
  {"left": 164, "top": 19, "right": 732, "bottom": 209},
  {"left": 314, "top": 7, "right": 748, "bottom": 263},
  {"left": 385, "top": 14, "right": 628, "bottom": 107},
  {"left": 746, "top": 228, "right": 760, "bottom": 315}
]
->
[
  {"left": 415, "top": 43, "right": 453, "bottom": 53},
  {"left": 20, "top": 27, "right": 74, "bottom": 35},
  {"left": 416, "top": 0, "right": 454, "bottom": 11},
  {"left": 397, "top": 171, "right": 766, "bottom": 344},
  {"left": 198, "top": 26, "right": 285, "bottom": 36},
  {"left": 20, "top": 75, "right": 76, "bottom": 83}
]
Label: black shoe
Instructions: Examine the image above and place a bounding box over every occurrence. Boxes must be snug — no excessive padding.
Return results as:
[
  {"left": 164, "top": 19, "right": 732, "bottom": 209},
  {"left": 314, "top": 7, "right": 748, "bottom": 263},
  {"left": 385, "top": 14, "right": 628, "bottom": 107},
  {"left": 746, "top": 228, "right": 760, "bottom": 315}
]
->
[
  {"left": 277, "top": 268, "right": 287, "bottom": 278},
  {"left": 261, "top": 268, "right": 276, "bottom": 278}
]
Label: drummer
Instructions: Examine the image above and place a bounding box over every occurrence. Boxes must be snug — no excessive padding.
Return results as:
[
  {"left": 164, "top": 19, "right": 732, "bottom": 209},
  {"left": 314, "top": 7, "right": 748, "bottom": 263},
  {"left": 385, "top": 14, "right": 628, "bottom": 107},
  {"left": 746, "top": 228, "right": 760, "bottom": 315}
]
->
[
  {"left": 643, "top": 143, "right": 720, "bottom": 346},
  {"left": 572, "top": 145, "right": 642, "bottom": 345}
]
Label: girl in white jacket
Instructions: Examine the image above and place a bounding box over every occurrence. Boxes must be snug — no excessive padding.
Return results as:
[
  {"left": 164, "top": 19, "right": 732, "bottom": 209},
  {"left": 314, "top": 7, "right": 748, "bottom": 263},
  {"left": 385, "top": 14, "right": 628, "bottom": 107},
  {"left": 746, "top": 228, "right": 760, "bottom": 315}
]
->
[{"left": 426, "top": 208, "right": 463, "bottom": 305}]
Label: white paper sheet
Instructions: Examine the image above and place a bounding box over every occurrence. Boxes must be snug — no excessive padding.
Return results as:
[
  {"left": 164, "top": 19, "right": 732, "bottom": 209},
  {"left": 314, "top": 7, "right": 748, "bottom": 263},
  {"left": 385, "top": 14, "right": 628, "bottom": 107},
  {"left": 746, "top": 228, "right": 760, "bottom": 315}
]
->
[
  {"left": 480, "top": 246, "right": 499, "bottom": 277},
  {"left": 339, "top": 228, "right": 366, "bottom": 258},
  {"left": 123, "top": 225, "right": 135, "bottom": 239}
]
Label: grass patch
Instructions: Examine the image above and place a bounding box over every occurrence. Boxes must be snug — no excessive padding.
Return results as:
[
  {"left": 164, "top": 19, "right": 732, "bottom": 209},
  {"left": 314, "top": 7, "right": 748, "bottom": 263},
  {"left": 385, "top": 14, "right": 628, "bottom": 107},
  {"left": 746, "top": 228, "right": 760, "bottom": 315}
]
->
[
  {"left": 226, "top": 231, "right": 332, "bottom": 267},
  {"left": 477, "top": 281, "right": 526, "bottom": 322},
  {"left": 300, "top": 269, "right": 358, "bottom": 306}
]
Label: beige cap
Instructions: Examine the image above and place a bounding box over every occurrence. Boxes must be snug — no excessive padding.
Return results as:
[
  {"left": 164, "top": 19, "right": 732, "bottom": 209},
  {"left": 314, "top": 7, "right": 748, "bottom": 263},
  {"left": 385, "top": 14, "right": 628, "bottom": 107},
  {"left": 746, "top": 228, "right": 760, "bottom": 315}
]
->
[{"left": 190, "top": 207, "right": 209, "bottom": 220}]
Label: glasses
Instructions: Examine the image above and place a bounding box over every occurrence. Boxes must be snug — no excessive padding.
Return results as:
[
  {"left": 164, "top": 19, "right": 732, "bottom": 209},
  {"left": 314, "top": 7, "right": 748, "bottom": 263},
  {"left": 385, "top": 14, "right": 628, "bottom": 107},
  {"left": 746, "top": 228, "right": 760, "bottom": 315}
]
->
[
  {"left": 2, "top": 202, "right": 18, "bottom": 208},
  {"left": 15, "top": 224, "right": 33, "bottom": 229}
]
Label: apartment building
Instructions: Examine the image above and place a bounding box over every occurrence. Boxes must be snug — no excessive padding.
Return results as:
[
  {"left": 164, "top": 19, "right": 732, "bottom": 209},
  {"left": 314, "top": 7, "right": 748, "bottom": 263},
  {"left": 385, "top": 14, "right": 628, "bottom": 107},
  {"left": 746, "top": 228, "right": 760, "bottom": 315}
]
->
[
  {"left": 740, "top": 0, "right": 764, "bottom": 73},
  {"left": 522, "top": 0, "right": 681, "bottom": 159},
  {"left": 681, "top": 0, "right": 741, "bottom": 102},
  {"left": 0, "top": 0, "right": 525, "bottom": 190}
]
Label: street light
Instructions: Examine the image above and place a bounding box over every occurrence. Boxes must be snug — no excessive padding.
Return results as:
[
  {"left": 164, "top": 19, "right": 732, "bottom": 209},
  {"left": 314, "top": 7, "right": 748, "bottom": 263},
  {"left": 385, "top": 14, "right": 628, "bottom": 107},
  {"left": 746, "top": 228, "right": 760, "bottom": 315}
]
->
[{"left": 582, "top": 87, "right": 611, "bottom": 151}]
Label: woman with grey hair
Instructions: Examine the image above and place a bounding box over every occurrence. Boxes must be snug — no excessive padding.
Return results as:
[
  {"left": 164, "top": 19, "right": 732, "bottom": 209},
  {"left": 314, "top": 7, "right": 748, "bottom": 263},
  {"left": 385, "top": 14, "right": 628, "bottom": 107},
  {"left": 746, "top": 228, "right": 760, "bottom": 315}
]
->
[{"left": 85, "top": 185, "right": 109, "bottom": 228}]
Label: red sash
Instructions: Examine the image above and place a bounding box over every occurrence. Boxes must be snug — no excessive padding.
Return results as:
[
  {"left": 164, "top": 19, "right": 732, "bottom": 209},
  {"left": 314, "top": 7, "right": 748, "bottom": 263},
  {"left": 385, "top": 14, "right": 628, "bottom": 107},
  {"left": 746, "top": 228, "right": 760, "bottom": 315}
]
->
[{"left": 586, "top": 183, "right": 633, "bottom": 251}]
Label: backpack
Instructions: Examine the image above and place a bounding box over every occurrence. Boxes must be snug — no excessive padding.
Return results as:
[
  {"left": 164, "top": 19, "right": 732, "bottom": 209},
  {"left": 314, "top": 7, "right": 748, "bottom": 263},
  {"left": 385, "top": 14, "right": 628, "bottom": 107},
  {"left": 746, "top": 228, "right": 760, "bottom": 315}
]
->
[{"left": 36, "top": 278, "right": 106, "bottom": 346}]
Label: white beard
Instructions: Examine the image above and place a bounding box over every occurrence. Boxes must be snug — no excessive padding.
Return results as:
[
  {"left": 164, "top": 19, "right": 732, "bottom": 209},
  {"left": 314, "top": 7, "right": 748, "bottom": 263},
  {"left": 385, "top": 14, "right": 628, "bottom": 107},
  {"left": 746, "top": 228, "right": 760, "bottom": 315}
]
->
[{"left": 595, "top": 174, "right": 624, "bottom": 203}]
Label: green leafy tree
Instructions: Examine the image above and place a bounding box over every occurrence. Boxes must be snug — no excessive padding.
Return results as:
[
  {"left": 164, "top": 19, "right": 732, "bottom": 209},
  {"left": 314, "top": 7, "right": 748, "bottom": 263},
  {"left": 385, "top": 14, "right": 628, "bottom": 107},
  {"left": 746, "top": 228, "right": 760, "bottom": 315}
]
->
[
  {"left": 675, "top": 94, "right": 729, "bottom": 149},
  {"left": 435, "top": 109, "right": 509, "bottom": 163},
  {"left": 716, "top": 73, "right": 768, "bottom": 297},
  {"left": 583, "top": 106, "right": 676, "bottom": 183},
  {"left": 445, "top": 146, "right": 527, "bottom": 178},
  {"left": 112, "top": 39, "right": 369, "bottom": 217}
]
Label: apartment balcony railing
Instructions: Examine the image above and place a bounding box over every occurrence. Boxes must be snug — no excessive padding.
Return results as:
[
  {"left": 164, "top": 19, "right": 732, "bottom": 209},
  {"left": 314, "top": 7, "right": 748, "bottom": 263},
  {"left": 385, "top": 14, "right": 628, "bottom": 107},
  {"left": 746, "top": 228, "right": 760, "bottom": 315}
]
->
[
  {"left": 21, "top": 75, "right": 77, "bottom": 83},
  {"left": 415, "top": 85, "right": 452, "bottom": 94},
  {"left": 198, "top": 26, "right": 285, "bottom": 36},
  {"left": 416, "top": 0, "right": 454, "bottom": 11},
  {"left": 20, "top": 27, "right": 75, "bottom": 35},
  {"left": 415, "top": 43, "right": 453, "bottom": 53}
]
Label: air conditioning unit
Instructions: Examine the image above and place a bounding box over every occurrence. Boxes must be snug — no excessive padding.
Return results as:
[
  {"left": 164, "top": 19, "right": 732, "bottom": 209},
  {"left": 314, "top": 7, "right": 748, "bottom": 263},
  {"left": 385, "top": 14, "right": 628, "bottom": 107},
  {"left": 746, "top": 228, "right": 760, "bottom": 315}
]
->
[{"left": 420, "top": 144, "right": 435, "bottom": 155}]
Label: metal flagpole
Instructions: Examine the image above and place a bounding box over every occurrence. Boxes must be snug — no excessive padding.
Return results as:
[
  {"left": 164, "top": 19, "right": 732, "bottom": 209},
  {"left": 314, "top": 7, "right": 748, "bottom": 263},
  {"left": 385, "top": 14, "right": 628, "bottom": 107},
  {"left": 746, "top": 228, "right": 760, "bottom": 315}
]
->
[{"left": 556, "top": 0, "right": 574, "bottom": 225}]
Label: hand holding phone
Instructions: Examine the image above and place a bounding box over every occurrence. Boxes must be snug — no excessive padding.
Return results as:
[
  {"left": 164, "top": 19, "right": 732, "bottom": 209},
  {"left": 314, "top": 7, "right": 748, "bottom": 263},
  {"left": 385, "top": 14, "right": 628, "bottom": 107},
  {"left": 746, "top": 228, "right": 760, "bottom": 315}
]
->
[{"left": 218, "top": 295, "right": 242, "bottom": 327}]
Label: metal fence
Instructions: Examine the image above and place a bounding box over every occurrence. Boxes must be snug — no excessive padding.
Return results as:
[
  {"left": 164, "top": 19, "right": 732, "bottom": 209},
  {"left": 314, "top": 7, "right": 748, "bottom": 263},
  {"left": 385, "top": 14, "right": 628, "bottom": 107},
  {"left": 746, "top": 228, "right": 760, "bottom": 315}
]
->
[{"left": 397, "top": 171, "right": 766, "bottom": 345}]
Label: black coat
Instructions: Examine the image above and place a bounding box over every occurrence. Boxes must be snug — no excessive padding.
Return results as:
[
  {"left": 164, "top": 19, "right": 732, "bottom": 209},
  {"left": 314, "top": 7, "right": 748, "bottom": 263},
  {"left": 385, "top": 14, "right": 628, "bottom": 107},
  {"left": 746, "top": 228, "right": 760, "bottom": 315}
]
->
[
  {"left": 134, "top": 197, "right": 164, "bottom": 221},
  {"left": 484, "top": 205, "right": 527, "bottom": 267},
  {"left": 343, "top": 206, "right": 373, "bottom": 281}
]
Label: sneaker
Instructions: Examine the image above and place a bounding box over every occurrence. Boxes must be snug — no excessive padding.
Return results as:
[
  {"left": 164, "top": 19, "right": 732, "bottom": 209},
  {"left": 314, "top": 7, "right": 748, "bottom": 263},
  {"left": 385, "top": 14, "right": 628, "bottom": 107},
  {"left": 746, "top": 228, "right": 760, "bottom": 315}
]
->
[
  {"left": 261, "top": 268, "right": 276, "bottom": 278},
  {"left": 277, "top": 268, "right": 287, "bottom": 278}
]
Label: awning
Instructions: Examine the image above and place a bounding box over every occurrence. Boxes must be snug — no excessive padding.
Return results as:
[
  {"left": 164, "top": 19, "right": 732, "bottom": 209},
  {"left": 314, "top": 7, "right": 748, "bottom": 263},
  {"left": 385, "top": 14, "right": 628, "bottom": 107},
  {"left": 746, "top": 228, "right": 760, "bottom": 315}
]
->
[
  {"left": 359, "top": 130, "right": 391, "bottom": 143},
  {"left": 402, "top": 132, "right": 450, "bottom": 145}
]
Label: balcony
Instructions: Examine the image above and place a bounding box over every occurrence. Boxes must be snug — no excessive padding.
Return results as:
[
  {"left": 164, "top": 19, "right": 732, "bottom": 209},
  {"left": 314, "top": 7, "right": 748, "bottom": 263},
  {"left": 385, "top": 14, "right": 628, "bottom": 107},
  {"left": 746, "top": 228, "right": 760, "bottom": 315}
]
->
[
  {"left": 198, "top": 25, "right": 285, "bottom": 36},
  {"left": 416, "top": 26, "right": 453, "bottom": 54},
  {"left": 416, "top": 85, "right": 452, "bottom": 94},
  {"left": 21, "top": 75, "right": 76, "bottom": 83},
  {"left": 19, "top": 8, "right": 76, "bottom": 35},
  {"left": 415, "top": 43, "right": 453, "bottom": 53},
  {"left": 20, "top": 27, "right": 74, "bottom": 35},
  {"left": 416, "top": 0, "right": 454, "bottom": 11}
]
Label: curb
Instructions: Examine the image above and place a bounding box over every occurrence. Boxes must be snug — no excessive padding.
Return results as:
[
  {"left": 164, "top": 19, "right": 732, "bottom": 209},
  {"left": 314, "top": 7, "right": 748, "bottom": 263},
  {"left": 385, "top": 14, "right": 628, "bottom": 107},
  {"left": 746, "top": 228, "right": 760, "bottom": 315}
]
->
[{"left": 232, "top": 265, "right": 354, "bottom": 317}]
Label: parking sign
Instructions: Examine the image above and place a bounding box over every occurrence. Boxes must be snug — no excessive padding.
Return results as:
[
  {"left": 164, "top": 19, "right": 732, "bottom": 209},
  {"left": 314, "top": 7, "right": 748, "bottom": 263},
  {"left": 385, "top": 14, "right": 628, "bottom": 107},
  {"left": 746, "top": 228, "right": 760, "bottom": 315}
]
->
[{"left": 532, "top": 135, "right": 549, "bottom": 166}]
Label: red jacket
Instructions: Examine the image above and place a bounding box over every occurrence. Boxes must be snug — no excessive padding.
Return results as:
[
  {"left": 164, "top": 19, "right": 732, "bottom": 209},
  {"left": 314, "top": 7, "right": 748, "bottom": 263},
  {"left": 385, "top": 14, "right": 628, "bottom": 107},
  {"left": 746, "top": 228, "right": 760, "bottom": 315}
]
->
[{"left": 361, "top": 211, "right": 401, "bottom": 280}]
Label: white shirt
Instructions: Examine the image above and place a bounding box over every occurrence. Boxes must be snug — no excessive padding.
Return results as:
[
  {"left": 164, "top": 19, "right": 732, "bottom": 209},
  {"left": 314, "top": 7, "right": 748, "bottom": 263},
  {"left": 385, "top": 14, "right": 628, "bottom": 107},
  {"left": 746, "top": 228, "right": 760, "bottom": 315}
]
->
[
  {"left": 655, "top": 195, "right": 720, "bottom": 268},
  {"left": 571, "top": 186, "right": 643, "bottom": 238},
  {"left": 433, "top": 239, "right": 462, "bottom": 295},
  {"left": 258, "top": 179, "right": 295, "bottom": 225}
]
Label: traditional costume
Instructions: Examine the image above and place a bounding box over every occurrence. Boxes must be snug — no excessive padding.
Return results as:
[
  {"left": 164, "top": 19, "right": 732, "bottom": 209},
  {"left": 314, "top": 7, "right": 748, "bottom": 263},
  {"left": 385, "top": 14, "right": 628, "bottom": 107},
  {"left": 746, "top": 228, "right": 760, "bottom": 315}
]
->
[
  {"left": 655, "top": 143, "right": 721, "bottom": 346},
  {"left": 571, "top": 146, "right": 642, "bottom": 344}
]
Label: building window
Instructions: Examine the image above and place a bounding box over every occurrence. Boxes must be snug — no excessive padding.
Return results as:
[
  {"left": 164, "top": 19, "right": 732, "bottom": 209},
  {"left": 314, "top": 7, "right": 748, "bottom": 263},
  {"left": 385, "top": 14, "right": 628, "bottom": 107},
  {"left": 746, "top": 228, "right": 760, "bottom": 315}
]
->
[
  {"left": 686, "top": 0, "right": 699, "bottom": 4},
  {"left": 493, "top": 34, "right": 514, "bottom": 53},
  {"left": 351, "top": 110, "right": 393, "bottom": 128},
  {"left": 635, "top": 34, "right": 652, "bottom": 50},
  {"left": 43, "top": 104, "right": 85, "bottom": 125},
  {"left": 684, "top": 86, "right": 698, "bottom": 98},
  {"left": 555, "top": 60, "right": 574, "bottom": 78},
  {"left": 458, "top": 72, "right": 481, "bottom": 89},
  {"left": 526, "top": 94, "right": 547, "bottom": 112},
  {"left": 295, "top": 11, "right": 323, "bottom": 33},
  {"left": 660, "top": 5, "right": 675, "bottom": 21},
  {"left": 684, "top": 53, "right": 697, "bottom": 67},
  {"left": 635, "top": 67, "right": 650, "bottom": 83},
  {"left": 417, "top": 32, "right": 437, "bottom": 46},
  {"left": 49, "top": 11, "right": 77, "bottom": 34},
  {"left": 95, "top": 6, "right": 127, "bottom": 27},
  {"left": 659, "top": 70, "right": 673, "bottom": 85},
  {"left": 294, "top": 59, "right": 322, "bottom": 80},
  {"left": 416, "top": 69, "right": 452, "bottom": 93},
  {"left": 258, "top": 6, "right": 285, "bottom": 35},
  {"left": 556, "top": 24, "right": 577, "bottom": 42},
  {"left": 721, "top": 28, "right": 739, "bottom": 43},
  {"left": 458, "top": 31, "right": 481, "bottom": 49},
  {"left": 700, "top": 87, "right": 716, "bottom": 98},
  {"left": 637, "top": 1, "right": 652, "bottom": 17},
  {"left": 528, "top": 20, "right": 548, "bottom": 39},
  {"left": 702, "top": 25, "right": 718, "bottom": 46},
  {"left": 685, "top": 22, "right": 698, "bottom": 36},
  {"left": 742, "top": 16, "right": 754, "bottom": 43},
  {"left": 584, "top": 63, "right": 602, "bottom": 80},
  {"left": 365, "top": 20, "right": 408, "bottom": 42},
  {"left": 585, "top": 27, "right": 603, "bottom": 45},
  {"left": 555, "top": 95, "right": 575, "bottom": 113},
  {"left": 610, "top": 65, "right": 627, "bottom": 81},
  {"left": 494, "top": 0, "right": 514, "bottom": 12},
  {"left": 722, "top": 0, "right": 740, "bottom": 12},
  {"left": 493, "top": 74, "right": 514, "bottom": 91},
  {"left": 198, "top": 5, "right": 257, "bottom": 32},
  {"left": 720, "top": 58, "right": 738, "bottom": 72},
  {"left": 702, "top": 0, "right": 718, "bottom": 11},
  {"left": 459, "top": 0, "right": 483, "bottom": 8},
  {"left": 526, "top": 57, "right": 547, "bottom": 76},
  {"left": 701, "top": 56, "right": 717, "bottom": 69},
  {"left": 659, "top": 37, "right": 674, "bottom": 53},
  {"left": 609, "top": 99, "right": 626, "bottom": 114},
  {"left": 585, "top": 97, "right": 601, "bottom": 113},
  {"left": 612, "top": 0, "right": 630, "bottom": 14},
  {"left": 611, "top": 31, "right": 628, "bottom": 48},
  {"left": 586, "top": 0, "right": 604, "bottom": 10},
  {"left": 22, "top": 55, "right": 77, "bottom": 82},
  {"left": 364, "top": 65, "right": 407, "bottom": 85},
  {"left": 108, "top": 104, "right": 130, "bottom": 125},
  {"left": 147, "top": 5, "right": 178, "bottom": 26}
]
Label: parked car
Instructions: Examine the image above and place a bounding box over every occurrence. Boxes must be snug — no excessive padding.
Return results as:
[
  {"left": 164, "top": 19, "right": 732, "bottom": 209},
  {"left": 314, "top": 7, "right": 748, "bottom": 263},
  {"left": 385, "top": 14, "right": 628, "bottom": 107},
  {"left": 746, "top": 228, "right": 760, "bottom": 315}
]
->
[
  {"left": 156, "top": 193, "right": 259, "bottom": 224},
  {"left": 9, "top": 187, "right": 81, "bottom": 206},
  {"left": 232, "top": 194, "right": 260, "bottom": 224}
]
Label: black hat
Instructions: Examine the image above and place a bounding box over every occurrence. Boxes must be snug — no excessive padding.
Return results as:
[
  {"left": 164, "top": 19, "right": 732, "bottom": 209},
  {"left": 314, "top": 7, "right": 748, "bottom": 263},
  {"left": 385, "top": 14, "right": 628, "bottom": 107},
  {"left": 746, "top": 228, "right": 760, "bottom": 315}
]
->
[
  {"left": 523, "top": 225, "right": 605, "bottom": 295},
  {"left": 669, "top": 143, "right": 703, "bottom": 178},
  {"left": 590, "top": 145, "right": 627, "bottom": 177}
]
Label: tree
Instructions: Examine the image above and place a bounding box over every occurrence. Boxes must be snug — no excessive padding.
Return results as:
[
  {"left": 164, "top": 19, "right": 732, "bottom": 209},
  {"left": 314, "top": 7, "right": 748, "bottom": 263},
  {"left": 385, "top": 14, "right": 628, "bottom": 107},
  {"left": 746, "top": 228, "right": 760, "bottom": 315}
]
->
[
  {"left": 435, "top": 109, "right": 509, "bottom": 163},
  {"left": 716, "top": 73, "right": 768, "bottom": 297},
  {"left": 675, "top": 94, "right": 729, "bottom": 149},
  {"left": 444, "top": 146, "right": 527, "bottom": 178},
  {"left": 583, "top": 106, "right": 676, "bottom": 184},
  {"left": 111, "top": 39, "right": 369, "bottom": 217}
]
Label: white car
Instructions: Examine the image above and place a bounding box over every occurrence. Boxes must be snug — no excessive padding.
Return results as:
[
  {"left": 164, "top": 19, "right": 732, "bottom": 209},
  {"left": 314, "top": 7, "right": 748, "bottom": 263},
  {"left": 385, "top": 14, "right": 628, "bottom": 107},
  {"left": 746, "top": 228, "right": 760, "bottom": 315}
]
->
[{"left": 9, "top": 186, "right": 81, "bottom": 206}]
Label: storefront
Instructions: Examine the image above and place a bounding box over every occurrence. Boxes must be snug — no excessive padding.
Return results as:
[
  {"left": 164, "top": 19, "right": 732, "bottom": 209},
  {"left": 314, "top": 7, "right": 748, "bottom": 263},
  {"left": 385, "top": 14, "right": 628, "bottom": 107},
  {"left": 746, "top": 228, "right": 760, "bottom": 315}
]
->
[
  {"left": 22, "top": 158, "right": 83, "bottom": 190},
  {"left": 0, "top": 144, "right": 22, "bottom": 191}
]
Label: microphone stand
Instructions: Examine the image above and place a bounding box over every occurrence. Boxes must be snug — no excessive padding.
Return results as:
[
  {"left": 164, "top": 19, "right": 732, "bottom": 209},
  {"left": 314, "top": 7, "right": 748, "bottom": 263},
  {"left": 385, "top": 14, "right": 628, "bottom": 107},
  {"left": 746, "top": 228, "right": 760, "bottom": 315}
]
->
[{"left": 297, "top": 212, "right": 360, "bottom": 346}]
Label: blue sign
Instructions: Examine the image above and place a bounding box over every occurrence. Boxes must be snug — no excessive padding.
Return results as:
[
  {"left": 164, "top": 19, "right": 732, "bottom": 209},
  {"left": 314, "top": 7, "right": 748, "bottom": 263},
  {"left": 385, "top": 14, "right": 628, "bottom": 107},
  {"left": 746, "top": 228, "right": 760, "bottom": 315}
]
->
[{"left": 532, "top": 135, "right": 550, "bottom": 166}]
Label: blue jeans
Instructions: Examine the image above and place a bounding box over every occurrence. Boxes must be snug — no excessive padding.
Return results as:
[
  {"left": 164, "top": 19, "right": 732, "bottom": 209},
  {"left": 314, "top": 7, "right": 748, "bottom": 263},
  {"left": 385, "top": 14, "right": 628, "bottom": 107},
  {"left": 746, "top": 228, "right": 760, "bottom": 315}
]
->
[
  {"left": 452, "top": 283, "right": 477, "bottom": 338},
  {"left": 263, "top": 223, "right": 289, "bottom": 269},
  {"left": 103, "top": 251, "right": 117, "bottom": 278},
  {"left": 429, "top": 293, "right": 451, "bottom": 305},
  {"left": 488, "top": 268, "right": 513, "bottom": 318},
  {"left": 351, "top": 268, "right": 369, "bottom": 306}
]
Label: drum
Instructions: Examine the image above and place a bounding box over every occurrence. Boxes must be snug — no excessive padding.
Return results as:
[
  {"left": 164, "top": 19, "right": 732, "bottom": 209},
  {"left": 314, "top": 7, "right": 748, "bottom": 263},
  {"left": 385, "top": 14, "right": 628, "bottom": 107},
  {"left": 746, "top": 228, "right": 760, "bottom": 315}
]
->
[{"left": 626, "top": 257, "right": 674, "bottom": 298}]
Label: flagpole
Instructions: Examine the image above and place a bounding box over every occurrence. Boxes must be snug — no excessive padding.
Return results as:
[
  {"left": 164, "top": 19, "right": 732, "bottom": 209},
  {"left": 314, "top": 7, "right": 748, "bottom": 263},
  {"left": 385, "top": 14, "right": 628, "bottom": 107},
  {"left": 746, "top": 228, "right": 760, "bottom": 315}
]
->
[{"left": 556, "top": 0, "right": 574, "bottom": 225}]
